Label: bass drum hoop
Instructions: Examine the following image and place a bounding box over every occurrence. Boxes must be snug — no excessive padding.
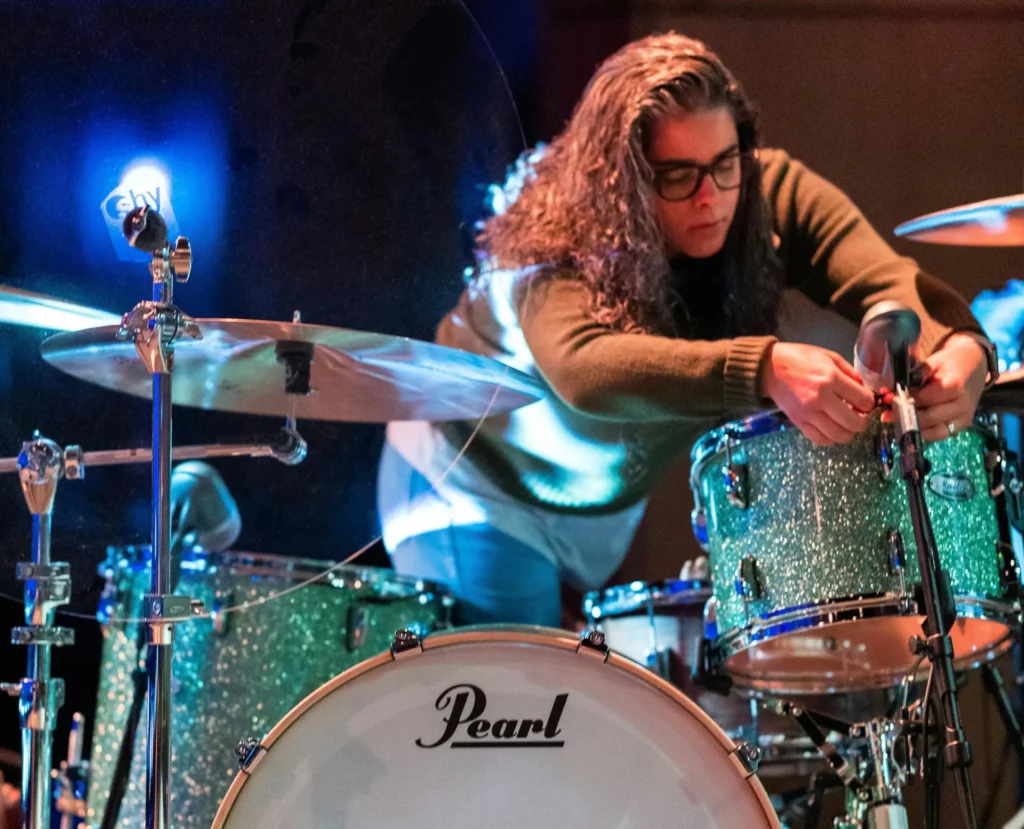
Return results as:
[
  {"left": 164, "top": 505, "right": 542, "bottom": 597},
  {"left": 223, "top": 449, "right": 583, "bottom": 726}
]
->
[{"left": 211, "top": 625, "right": 780, "bottom": 828}]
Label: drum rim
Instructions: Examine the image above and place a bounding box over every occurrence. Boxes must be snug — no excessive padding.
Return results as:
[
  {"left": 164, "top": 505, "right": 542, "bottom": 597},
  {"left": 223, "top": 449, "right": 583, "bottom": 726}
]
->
[
  {"left": 713, "top": 594, "right": 1020, "bottom": 694},
  {"left": 210, "top": 624, "right": 781, "bottom": 828},
  {"left": 689, "top": 410, "right": 788, "bottom": 476},
  {"left": 101, "top": 545, "right": 449, "bottom": 597},
  {"left": 583, "top": 578, "right": 712, "bottom": 619}
]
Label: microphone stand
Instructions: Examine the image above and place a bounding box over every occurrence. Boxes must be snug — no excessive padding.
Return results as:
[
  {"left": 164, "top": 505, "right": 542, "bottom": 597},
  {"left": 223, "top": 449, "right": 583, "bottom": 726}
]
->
[{"left": 889, "top": 342, "right": 979, "bottom": 829}]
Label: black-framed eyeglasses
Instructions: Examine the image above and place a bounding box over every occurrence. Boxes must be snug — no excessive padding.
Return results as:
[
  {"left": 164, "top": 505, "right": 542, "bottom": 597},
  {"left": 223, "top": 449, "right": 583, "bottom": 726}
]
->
[{"left": 651, "top": 150, "right": 753, "bottom": 202}]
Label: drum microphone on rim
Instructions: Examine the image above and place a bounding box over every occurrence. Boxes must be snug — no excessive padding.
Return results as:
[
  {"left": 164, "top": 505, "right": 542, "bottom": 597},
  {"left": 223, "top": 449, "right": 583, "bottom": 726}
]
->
[
  {"left": 170, "top": 461, "right": 242, "bottom": 556},
  {"left": 853, "top": 301, "right": 922, "bottom": 393}
]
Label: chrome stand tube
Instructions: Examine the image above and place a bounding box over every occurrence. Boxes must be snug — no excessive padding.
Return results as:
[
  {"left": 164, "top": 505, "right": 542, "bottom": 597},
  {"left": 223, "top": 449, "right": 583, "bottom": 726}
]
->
[
  {"left": 0, "top": 432, "right": 307, "bottom": 475},
  {"left": 117, "top": 205, "right": 203, "bottom": 829},
  {"left": 145, "top": 372, "right": 174, "bottom": 829},
  {"left": 1, "top": 435, "right": 75, "bottom": 829}
]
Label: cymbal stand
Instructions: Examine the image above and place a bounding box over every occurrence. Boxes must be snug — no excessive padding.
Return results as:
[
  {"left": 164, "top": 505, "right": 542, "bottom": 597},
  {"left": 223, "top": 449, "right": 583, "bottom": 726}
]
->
[
  {"left": 889, "top": 340, "right": 978, "bottom": 829},
  {"left": 118, "top": 204, "right": 203, "bottom": 829},
  {"left": 0, "top": 434, "right": 76, "bottom": 829}
]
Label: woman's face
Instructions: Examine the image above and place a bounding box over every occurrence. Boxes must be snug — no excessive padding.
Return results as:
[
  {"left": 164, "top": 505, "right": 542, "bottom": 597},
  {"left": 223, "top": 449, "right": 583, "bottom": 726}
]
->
[{"left": 645, "top": 105, "right": 742, "bottom": 259}]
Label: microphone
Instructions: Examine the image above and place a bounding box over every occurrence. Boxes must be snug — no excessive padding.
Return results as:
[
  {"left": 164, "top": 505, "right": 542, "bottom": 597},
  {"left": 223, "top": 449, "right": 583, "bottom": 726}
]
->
[
  {"left": 170, "top": 461, "right": 242, "bottom": 553},
  {"left": 121, "top": 205, "right": 168, "bottom": 253},
  {"left": 854, "top": 301, "right": 921, "bottom": 393}
]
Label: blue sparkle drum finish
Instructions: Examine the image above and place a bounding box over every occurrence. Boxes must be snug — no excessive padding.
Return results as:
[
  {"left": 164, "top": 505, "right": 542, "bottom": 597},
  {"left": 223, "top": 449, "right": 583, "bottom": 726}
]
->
[{"left": 691, "top": 413, "right": 1019, "bottom": 695}]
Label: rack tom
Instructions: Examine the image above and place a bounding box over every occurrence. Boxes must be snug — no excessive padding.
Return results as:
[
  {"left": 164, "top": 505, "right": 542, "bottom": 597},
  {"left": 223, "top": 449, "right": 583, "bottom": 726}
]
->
[
  {"left": 584, "top": 577, "right": 895, "bottom": 775},
  {"left": 691, "top": 413, "right": 1019, "bottom": 695}
]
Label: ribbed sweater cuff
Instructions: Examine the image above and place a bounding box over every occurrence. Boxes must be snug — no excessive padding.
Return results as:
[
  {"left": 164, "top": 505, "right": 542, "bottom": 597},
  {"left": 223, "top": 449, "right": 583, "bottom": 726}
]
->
[
  {"left": 920, "top": 318, "right": 988, "bottom": 357},
  {"left": 724, "top": 335, "right": 778, "bottom": 409}
]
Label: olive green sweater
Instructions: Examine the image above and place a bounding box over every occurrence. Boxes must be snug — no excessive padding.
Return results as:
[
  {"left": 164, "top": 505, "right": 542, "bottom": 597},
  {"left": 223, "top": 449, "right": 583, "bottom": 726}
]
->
[{"left": 434, "top": 149, "right": 984, "bottom": 513}]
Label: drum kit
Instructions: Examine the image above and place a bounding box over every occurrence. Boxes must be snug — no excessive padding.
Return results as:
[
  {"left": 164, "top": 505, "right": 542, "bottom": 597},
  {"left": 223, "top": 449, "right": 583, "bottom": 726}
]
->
[{"left": 0, "top": 190, "right": 1022, "bottom": 829}]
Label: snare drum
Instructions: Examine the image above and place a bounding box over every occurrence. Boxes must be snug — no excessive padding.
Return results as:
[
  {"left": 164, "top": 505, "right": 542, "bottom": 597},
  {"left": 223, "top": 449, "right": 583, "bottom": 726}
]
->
[
  {"left": 584, "top": 578, "right": 893, "bottom": 772},
  {"left": 212, "top": 627, "right": 781, "bottom": 828},
  {"left": 584, "top": 577, "right": 758, "bottom": 736},
  {"left": 85, "top": 547, "right": 451, "bottom": 829},
  {"left": 691, "top": 413, "right": 1019, "bottom": 694}
]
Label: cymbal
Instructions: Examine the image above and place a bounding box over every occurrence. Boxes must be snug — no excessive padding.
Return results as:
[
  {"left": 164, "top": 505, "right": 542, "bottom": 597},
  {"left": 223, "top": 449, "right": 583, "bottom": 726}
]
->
[
  {"left": 980, "top": 366, "right": 1024, "bottom": 413},
  {"left": 0, "top": 284, "right": 122, "bottom": 331},
  {"left": 894, "top": 194, "right": 1024, "bottom": 246},
  {"left": 40, "top": 318, "right": 545, "bottom": 423}
]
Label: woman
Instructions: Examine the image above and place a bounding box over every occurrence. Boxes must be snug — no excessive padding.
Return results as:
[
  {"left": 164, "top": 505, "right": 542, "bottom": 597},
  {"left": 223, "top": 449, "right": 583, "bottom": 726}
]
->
[{"left": 377, "top": 32, "right": 994, "bottom": 627}]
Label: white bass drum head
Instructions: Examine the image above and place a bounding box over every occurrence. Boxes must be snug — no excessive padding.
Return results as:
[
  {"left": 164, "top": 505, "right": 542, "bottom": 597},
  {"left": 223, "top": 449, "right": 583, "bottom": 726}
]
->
[{"left": 213, "top": 627, "right": 780, "bottom": 828}]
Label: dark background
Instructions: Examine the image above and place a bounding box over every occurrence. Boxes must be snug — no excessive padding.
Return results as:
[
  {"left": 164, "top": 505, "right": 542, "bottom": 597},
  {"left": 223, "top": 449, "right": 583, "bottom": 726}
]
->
[
  {"left": 0, "top": 0, "right": 534, "bottom": 765},
  {"left": 2, "top": 0, "right": 1024, "bottom": 825}
]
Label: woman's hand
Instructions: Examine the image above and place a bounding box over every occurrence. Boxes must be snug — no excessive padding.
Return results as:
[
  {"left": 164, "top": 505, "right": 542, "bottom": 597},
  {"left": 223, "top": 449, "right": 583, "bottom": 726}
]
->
[
  {"left": 761, "top": 342, "right": 876, "bottom": 446},
  {"left": 910, "top": 333, "right": 988, "bottom": 441}
]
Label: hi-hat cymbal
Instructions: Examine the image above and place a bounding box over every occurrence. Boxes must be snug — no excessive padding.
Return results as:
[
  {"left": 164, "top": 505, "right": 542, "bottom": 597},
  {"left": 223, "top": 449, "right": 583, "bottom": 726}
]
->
[
  {"left": 40, "top": 318, "right": 544, "bottom": 423},
  {"left": 0, "top": 284, "right": 122, "bottom": 330},
  {"left": 894, "top": 194, "right": 1024, "bottom": 246},
  {"left": 980, "top": 366, "right": 1024, "bottom": 413}
]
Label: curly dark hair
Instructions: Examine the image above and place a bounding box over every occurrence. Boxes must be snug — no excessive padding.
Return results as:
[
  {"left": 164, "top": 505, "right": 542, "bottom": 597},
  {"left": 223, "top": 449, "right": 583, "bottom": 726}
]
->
[{"left": 476, "top": 32, "right": 783, "bottom": 338}]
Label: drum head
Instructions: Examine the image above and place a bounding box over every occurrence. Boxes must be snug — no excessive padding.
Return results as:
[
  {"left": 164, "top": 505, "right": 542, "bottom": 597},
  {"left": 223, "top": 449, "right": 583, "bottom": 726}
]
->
[{"left": 213, "top": 628, "right": 779, "bottom": 828}]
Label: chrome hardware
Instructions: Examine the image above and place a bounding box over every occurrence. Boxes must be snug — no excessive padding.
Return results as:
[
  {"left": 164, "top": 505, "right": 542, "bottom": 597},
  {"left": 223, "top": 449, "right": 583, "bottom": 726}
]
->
[
  {"left": 235, "top": 737, "right": 267, "bottom": 773},
  {"left": 866, "top": 803, "right": 910, "bottom": 829},
  {"left": 18, "top": 561, "right": 73, "bottom": 626},
  {"left": 212, "top": 591, "right": 232, "bottom": 636},
  {"left": 887, "top": 530, "right": 907, "bottom": 597},
  {"left": 690, "top": 506, "right": 709, "bottom": 550},
  {"left": 117, "top": 300, "right": 203, "bottom": 375},
  {"left": 735, "top": 555, "right": 764, "bottom": 602},
  {"left": 836, "top": 717, "right": 908, "bottom": 829},
  {"left": 721, "top": 438, "right": 749, "bottom": 508},
  {"left": 15, "top": 678, "right": 65, "bottom": 731},
  {"left": 145, "top": 594, "right": 195, "bottom": 620},
  {"left": 144, "top": 594, "right": 201, "bottom": 648},
  {"left": 730, "top": 741, "right": 761, "bottom": 777},
  {"left": 17, "top": 434, "right": 62, "bottom": 516},
  {"left": 9, "top": 430, "right": 74, "bottom": 829},
  {"left": 876, "top": 423, "right": 897, "bottom": 482},
  {"left": 703, "top": 595, "right": 719, "bottom": 641},
  {"left": 62, "top": 445, "right": 84, "bottom": 480},
  {"left": 577, "top": 629, "right": 610, "bottom": 661},
  {"left": 390, "top": 628, "right": 423, "bottom": 659},
  {"left": 53, "top": 711, "right": 88, "bottom": 829},
  {"left": 169, "top": 237, "right": 193, "bottom": 283},
  {"left": 347, "top": 604, "right": 370, "bottom": 650},
  {"left": 11, "top": 627, "right": 74, "bottom": 647}
]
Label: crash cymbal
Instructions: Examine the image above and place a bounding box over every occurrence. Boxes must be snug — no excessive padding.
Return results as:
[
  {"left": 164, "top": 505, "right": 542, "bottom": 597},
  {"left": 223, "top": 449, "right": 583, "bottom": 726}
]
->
[
  {"left": 40, "top": 318, "right": 544, "bottom": 423},
  {"left": 980, "top": 366, "right": 1024, "bottom": 413},
  {"left": 0, "top": 284, "right": 122, "bottom": 331},
  {"left": 894, "top": 194, "right": 1024, "bottom": 246}
]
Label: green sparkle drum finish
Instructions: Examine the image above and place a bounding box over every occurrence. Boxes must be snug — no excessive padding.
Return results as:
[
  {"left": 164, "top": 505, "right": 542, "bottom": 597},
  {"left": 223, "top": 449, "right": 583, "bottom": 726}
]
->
[
  {"left": 85, "top": 548, "right": 452, "bottom": 829},
  {"left": 692, "top": 414, "right": 1018, "bottom": 694}
]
